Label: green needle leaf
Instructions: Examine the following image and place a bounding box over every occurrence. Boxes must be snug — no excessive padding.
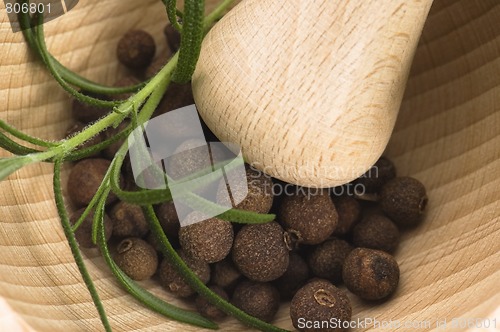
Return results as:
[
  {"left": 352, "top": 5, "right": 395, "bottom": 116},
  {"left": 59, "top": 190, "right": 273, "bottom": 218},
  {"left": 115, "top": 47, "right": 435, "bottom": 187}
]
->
[
  {"left": 164, "top": 0, "right": 183, "bottom": 32},
  {"left": 172, "top": 0, "right": 205, "bottom": 83},
  {"left": 0, "top": 155, "right": 37, "bottom": 181},
  {"left": 53, "top": 159, "right": 112, "bottom": 332},
  {"left": 17, "top": 3, "right": 145, "bottom": 96}
]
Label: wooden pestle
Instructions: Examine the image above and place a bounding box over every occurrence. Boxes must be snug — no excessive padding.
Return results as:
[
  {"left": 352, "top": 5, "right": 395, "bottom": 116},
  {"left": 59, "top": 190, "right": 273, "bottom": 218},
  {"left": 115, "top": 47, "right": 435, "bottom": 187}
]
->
[{"left": 192, "top": 0, "right": 434, "bottom": 187}]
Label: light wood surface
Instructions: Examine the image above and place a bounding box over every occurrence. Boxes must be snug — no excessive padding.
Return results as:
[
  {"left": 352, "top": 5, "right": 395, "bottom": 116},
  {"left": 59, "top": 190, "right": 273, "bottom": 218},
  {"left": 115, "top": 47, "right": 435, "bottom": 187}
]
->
[
  {"left": 0, "top": 0, "right": 499, "bottom": 331},
  {"left": 193, "top": 0, "right": 434, "bottom": 188}
]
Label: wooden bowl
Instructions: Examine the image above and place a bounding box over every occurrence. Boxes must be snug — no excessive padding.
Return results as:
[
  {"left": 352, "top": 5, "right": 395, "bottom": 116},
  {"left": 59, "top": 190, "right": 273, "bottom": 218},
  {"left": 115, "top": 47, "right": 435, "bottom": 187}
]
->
[{"left": 0, "top": 0, "right": 498, "bottom": 330}]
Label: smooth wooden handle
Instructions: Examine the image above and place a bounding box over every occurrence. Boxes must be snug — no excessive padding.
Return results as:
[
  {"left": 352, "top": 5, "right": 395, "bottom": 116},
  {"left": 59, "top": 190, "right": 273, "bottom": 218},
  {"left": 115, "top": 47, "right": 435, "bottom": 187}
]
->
[{"left": 193, "top": 0, "right": 434, "bottom": 187}]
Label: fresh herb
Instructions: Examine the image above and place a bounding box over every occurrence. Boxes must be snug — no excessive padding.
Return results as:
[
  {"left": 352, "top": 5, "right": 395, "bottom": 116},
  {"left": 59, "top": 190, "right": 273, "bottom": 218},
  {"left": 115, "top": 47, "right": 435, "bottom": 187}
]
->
[{"left": 0, "top": 0, "right": 289, "bottom": 331}]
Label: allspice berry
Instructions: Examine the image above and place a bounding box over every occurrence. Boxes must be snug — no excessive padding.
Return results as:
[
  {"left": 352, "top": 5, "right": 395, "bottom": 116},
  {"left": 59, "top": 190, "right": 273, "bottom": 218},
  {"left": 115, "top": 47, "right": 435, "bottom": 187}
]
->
[
  {"left": 195, "top": 286, "right": 228, "bottom": 320},
  {"left": 274, "top": 253, "right": 310, "bottom": 300},
  {"left": 212, "top": 258, "right": 241, "bottom": 291},
  {"left": 232, "top": 281, "right": 280, "bottom": 323},
  {"left": 342, "top": 248, "right": 399, "bottom": 300},
  {"left": 179, "top": 214, "right": 234, "bottom": 263},
  {"left": 114, "top": 238, "right": 158, "bottom": 281},
  {"left": 332, "top": 196, "right": 361, "bottom": 235},
  {"left": 280, "top": 190, "right": 338, "bottom": 245},
  {"left": 158, "top": 250, "right": 211, "bottom": 298},
  {"left": 70, "top": 208, "right": 113, "bottom": 248},
  {"left": 352, "top": 214, "right": 399, "bottom": 253},
  {"left": 380, "top": 176, "right": 428, "bottom": 227},
  {"left": 72, "top": 92, "right": 110, "bottom": 123},
  {"left": 217, "top": 165, "right": 274, "bottom": 214},
  {"left": 353, "top": 156, "right": 396, "bottom": 193},
  {"left": 232, "top": 222, "right": 289, "bottom": 282},
  {"left": 307, "top": 238, "right": 352, "bottom": 284},
  {"left": 117, "top": 30, "right": 156, "bottom": 69},
  {"left": 165, "top": 139, "right": 224, "bottom": 180},
  {"left": 155, "top": 82, "right": 195, "bottom": 114},
  {"left": 110, "top": 201, "right": 149, "bottom": 238},
  {"left": 290, "top": 279, "right": 352, "bottom": 332},
  {"left": 68, "top": 158, "right": 118, "bottom": 207},
  {"left": 155, "top": 201, "right": 180, "bottom": 238}
]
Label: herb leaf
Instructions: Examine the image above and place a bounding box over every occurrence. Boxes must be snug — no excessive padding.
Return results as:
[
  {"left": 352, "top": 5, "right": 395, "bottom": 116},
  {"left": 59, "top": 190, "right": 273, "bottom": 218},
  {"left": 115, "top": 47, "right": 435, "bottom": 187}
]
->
[
  {"left": 172, "top": 0, "right": 205, "bottom": 83},
  {"left": 53, "top": 159, "right": 112, "bottom": 332}
]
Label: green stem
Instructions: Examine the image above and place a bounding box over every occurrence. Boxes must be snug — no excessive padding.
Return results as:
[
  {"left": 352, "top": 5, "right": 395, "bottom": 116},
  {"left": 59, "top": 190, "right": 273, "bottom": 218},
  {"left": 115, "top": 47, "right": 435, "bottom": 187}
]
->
[
  {"left": 18, "top": 4, "right": 145, "bottom": 95},
  {"left": 165, "top": 0, "right": 183, "bottom": 31},
  {"left": 203, "top": 0, "right": 236, "bottom": 28},
  {"left": 53, "top": 159, "right": 112, "bottom": 332}
]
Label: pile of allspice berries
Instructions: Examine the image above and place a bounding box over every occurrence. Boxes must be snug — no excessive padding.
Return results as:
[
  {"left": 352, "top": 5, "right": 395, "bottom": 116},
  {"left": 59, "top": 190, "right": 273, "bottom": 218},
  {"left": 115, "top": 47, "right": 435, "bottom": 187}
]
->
[{"left": 65, "top": 26, "right": 429, "bottom": 332}]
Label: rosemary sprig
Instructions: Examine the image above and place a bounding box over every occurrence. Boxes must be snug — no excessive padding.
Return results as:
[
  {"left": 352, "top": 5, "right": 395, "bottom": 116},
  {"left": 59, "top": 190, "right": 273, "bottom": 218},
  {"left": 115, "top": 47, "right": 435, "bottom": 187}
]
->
[
  {"left": 17, "top": 1, "right": 145, "bottom": 96},
  {"left": 172, "top": 0, "right": 205, "bottom": 83},
  {"left": 0, "top": 0, "right": 288, "bottom": 331},
  {"left": 53, "top": 158, "right": 112, "bottom": 332}
]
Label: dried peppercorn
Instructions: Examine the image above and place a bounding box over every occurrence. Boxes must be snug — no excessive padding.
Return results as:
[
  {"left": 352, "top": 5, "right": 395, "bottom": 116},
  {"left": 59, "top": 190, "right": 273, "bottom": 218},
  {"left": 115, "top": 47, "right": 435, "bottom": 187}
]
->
[
  {"left": 117, "top": 30, "right": 156, "bottom": 69},
  {"left": 290, "top": 279, "right": 351, "bottom": 332},
  {"left": 280, "top": 190, "right": 338, "bottom": 245},
  {"left": 232, "top": 280, "right": 280, "bottom": 323},
  {"left": 352, "top": 214, "right": 399, "bottom": 253},
  {"left": 342, "top": 248, "right": 400, "bottom": 300},
  {"left": 307, "top": 238, "right": 352, "bottom": 284},
  {"left": 380, "top": 176, "right": 428, "bottom": 227},
  {"left": 232, "top": 221, "right": 289, "bottom": 282},
  {"left": 114, "top": 237, "right": 158, "bottom": 281}
]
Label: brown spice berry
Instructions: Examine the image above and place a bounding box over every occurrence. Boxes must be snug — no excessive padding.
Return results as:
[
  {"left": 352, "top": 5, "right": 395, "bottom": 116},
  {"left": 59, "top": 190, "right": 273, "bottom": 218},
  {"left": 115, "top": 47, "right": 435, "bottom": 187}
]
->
[
  {"left": 68, "top": 158, "right": 118, "bottom": 207},
  {"left": 154, "top": 202, "right": 180, "bottom": 238},
  {"left": 307, "top": 238, "right": 353, "bottom": 284},
  {"left": 274, "top": 253, "right": 310, "bottom": 300},
  {"left": 342, "top": 247, "right": 399, "bottom": 300},
  {"left": 158, "top": 250, "right": 211, "bottom": 298},
  {"left": 332, "top": 196, "right": 361, "bottom": 235},
  {"left": 352, "top": 214, "right": 400, "bottom": 253},
  {"left": 72, "top": 92, "right": 110, "bottom": 123},
  {"left": 232, "top": 281, "right": 280, "bottom": 323},
  {"left": 212, "top": 258, "right": 241, "bottom": 291},
  {"left": 114, "top": 238, "right": 158, "bottom": 281},
  {"left": 70, "top": 208, "right": 113, "bottom": 248},
  {"left": 232, "top": 222, "right": 289, "bottom": 282},
  {"left": 65, "top": 122, "right": 103, "bottom": 156},
  {"left": 109, "top": 201, "right": 149, "bottom": 238},
  {"left": 179, "top": 214, "right": 234, "bottom": 263},
  {"left": 290, "top": 279, "right": 352, "bottom": 332},
  {"left": 380, "top": 176, "right": 428, "bottom": 227},
  {"left": 165, "top": 139, "right": 225, "bottom": 180},
  {"left": 164, "top": 24, "right": 181, "bottom": 52},
  {"left": 155, "top": 82, "right": 195, "bottom": 115},
  {"left": 353, "top": 156, "right": 396, "bottom": 193},
  {"left": 280, "top": 190, "right": 338, "bottom": 245},
  {"left": 117, "top": 30, "right": 156, "bottom": 69},
  {"left": 195, "top": 286, "right": 228, "bottom": 320},
  {"left": 217, "top": 165, "right": 274, "bottom": 214}
]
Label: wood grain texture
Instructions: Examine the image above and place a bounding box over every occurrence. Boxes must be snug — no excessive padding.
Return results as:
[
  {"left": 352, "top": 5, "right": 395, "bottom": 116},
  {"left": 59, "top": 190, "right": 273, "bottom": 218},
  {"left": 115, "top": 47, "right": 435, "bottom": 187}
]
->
[
  {"left": 193, "top": 0, "right": 433, "bottom": 187},
  {"left": 0, "top": 0, "right": 499, "bottom": 331}
]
